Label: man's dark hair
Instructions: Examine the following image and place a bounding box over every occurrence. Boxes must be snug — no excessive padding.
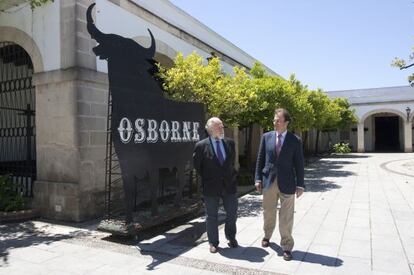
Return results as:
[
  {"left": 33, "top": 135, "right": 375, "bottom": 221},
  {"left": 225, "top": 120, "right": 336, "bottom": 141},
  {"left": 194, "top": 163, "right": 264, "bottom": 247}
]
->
[{"left": 274, "top": 108, "right": 291, "bottom": 122}]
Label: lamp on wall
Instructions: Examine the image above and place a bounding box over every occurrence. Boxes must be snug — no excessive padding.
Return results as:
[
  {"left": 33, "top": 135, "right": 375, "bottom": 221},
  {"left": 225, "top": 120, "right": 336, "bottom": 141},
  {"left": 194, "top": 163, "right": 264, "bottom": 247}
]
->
[{"left": 406, "top": 106, "right": 411, "bottom": 121}]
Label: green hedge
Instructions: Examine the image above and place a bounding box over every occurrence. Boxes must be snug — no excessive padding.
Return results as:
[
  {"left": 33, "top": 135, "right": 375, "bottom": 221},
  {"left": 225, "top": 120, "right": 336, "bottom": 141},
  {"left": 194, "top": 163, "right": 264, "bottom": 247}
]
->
[
  {"left": 333, "top": 142, "right": 351, "bottom": 154},
  {"left": 0, "top": 175, "right": 25, "bottom": 212}
]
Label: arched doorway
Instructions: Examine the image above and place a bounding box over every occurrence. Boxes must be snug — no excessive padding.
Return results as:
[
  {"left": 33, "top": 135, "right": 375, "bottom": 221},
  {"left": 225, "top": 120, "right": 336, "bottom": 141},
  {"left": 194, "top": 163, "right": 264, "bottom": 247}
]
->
[
  {"left": 374, "top": 115, "right": 400, "bottom": 151},
  {"left": 0, "top": 42, "right": 36, "bottom": 197},
  {"left": 361, "top": 110, "right": 405, "bottom": 152}
]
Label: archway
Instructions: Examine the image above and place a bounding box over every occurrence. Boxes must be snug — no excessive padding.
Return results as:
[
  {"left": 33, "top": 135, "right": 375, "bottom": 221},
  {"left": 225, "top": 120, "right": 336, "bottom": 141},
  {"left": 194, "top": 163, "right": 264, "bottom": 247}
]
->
[
  {"left": 0, "top": 42, "right": 36, "bottom": 197},
  {"left": 359, "top": 109, "right": 406, "bottom": 152},
  {"left": 0, "top": 27, "right": 44, "bottom": 73},
  {"left": 133, "top": 36, "right": 177, "bottom": 69}
]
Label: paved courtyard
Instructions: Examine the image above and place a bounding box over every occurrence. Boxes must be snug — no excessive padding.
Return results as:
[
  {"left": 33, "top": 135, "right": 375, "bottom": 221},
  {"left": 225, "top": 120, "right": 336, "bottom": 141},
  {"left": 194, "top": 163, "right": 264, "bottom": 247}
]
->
[{"left": 1, "top": 153, "right": 414, "bottom": 275}]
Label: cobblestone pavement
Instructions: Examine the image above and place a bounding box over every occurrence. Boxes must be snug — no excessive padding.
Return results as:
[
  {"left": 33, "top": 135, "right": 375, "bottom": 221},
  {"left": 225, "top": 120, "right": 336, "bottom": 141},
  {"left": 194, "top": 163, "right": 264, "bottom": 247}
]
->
[{"left": 1, "top": 153, "right": 414, "bottom": 275}]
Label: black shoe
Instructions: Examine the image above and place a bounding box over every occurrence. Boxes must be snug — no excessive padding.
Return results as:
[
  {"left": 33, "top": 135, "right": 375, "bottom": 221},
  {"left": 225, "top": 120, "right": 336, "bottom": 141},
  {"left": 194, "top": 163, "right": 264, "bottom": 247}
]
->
[
  {"left": 261, "top": 238, "right": 270, "bottom": 248},
  {"left": 209, "top": 244, "right": 218, "bottom": 253},
  {"left": 283, "top": 250, "right": 292, "bottom": 261},
  {"left": 227, "top": 239, "right": 238, "bottom": 248}
]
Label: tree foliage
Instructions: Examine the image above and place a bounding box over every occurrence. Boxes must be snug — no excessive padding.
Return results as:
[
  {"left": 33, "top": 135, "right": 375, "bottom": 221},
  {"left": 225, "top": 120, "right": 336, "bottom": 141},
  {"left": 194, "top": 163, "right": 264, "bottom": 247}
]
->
[
  {"left": 0, "top": 175, "right": 25, "bottom": 212},
  {"left": 158, "top": 52, "right": 355, "bottom": 135},
  {"left": 158, "top": 53, "right": 250, "bottom": 126},
  {"left": 333, "top": 97, "right": 358, "bottom": 129},
  {"left": 392, "top": 46, "right": 414, "bottom": 85},
  {"left": 30, "top": 0, "right": 54, "bottom": 10}
]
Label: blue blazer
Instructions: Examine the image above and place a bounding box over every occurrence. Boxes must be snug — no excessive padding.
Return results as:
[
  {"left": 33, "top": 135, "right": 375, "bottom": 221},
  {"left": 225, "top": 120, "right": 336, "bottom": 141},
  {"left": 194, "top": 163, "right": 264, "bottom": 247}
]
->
[
  {"left": 254, "top": 131, "right": 305, "bottom": 194},
  {"left": 193, "top": 138, "right": 237, "bottom": 196}
]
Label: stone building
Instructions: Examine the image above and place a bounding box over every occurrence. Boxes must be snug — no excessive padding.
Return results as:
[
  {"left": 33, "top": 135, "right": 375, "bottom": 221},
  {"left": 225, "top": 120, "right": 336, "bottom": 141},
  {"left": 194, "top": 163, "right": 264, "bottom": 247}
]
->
[
  {"left": 0, "top": 0, "right": 275, "bottom": 221},
  {"left": 311, "top": 86, "right": 414, "bottom": 153}
]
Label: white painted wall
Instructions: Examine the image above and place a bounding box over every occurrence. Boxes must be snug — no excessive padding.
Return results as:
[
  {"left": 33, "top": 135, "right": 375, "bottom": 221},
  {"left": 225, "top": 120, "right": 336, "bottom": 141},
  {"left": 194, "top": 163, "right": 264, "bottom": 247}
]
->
[
  {"left": 0, "top": 0, "right": 276, "bottom": 77},
  {"left": 350, "top": 126, "right": 357, "bottom": 151},
  {"left": 0, "top": 1, "right": 60, "bottom": 71},
  {"left": 324, "top": 86, "right": 414, "bottom": 152},
  {"left": 399, "top": 118, "right": 404, "bottom": 151},
  {"left": 95, "top": 0, "right": 262, "bottom": 75},
  {"left": 326, "top": 86, "right": 414, "bottom": 123},
  {"left": 130, "top": 0, "right": 277, "bottom": 76},
  {"left": 364, "top": 116, "right": 373, "bottom": 151},
  {"left": 95, "top": 0, "right": 210, "bottom": 73}
]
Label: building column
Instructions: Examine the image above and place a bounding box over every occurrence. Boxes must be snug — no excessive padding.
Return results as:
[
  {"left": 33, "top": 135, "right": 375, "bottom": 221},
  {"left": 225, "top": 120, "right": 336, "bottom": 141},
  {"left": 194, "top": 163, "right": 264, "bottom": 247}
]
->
[
  {"left": 357, "top": 122, "right": 365, "bottom": 153},
  {"left": 404, "top": 121, "right": 413, "bottom": 152},
  {"left": 33, "top": 67, "right": 108, "bottom": 222}
]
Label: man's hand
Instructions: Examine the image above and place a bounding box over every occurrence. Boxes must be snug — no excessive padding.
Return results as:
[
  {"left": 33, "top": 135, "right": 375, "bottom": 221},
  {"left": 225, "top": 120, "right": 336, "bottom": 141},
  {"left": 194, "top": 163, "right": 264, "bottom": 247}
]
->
[
  {"left": 296, "top": 187, "right": 304, "bottom": 198},
  {"left": 255, "top": 181, "right": 262, "bottom": 193}
]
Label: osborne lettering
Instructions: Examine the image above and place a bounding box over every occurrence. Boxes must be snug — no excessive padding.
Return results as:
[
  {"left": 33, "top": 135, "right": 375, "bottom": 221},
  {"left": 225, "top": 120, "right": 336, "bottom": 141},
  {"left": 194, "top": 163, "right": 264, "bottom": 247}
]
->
[{"left": 117, "top": 117, "right": 200, "bottom": 144}]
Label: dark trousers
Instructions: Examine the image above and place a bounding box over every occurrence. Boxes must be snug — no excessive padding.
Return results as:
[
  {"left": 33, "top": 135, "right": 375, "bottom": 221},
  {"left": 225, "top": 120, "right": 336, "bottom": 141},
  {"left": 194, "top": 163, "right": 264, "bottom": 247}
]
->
[{"left": 204, "top": 192, "right": 238, "bottom": 247}]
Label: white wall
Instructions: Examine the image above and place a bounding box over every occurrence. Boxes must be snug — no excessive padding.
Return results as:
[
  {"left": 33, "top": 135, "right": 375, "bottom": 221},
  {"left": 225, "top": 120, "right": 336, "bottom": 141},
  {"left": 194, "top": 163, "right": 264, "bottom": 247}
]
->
[
  {"left": 364, "top": 116, "right": 373, "bottom": 151},
  {"left": 320, "top": 130, "right": 339, "bottom": 151},
  {"left": 326, "top": 86, "right": 414, "bottom": 123},
  {"left": 350, "top": 125, "right": 357, "bottom": 151},
  {"left": 95, "top": 0, "right": 256, "bottom": 75},
  {"left": 0, "top": 1, "right": 60, "bottom": 71},
  {"left": 399, "top": 118, "right": 404, "bottom": 151},
  {"left": 0, "top": 0, "right": 275, "bottom": 76},
  {"left": 130, "top": 0, "right": 277, "bottom": 76}
]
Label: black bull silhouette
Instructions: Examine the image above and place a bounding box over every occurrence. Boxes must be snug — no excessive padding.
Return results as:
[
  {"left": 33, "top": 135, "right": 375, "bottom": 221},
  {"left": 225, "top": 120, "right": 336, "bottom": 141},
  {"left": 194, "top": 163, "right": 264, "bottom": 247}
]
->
[{"left": 87, "top": 4, "right": 205, "bottom": 223}]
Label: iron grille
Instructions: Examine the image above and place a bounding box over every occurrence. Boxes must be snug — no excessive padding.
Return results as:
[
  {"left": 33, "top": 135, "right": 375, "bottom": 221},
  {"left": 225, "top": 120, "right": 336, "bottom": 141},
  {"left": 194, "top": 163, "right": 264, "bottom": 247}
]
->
[{"left": 0, "top": 42, "right": 36, "bottom": 197}]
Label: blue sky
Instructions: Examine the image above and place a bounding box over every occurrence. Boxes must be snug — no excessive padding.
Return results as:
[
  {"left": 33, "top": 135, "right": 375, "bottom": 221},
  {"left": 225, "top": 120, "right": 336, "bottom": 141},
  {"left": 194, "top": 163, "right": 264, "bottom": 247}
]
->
[{"left": 170, "top": 0, "right": 414, "bottom": 91}]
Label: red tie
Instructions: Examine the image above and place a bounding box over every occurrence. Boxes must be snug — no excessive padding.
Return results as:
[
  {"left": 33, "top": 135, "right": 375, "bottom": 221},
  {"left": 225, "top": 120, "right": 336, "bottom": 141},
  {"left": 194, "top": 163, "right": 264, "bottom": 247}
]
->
[{"left": 276, "top": 134, "right": 282, "bottom": 158}]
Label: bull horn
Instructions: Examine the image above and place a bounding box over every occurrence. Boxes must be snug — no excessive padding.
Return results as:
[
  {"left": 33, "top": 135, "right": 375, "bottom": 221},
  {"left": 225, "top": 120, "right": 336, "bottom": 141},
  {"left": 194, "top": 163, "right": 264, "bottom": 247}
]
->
[
  {"left": 146, "top": 29, "right": 156, "bottom": 58},
  {"left": 86, "top": 3, "right": 105, "bottom": 42}
]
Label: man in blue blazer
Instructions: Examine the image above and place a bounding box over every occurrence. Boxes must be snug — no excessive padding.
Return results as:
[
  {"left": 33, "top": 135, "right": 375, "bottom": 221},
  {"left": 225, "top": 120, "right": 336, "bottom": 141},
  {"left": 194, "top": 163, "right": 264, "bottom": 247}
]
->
[
  {"left": 193, "top": 117, "right": 238, "bottom": 253},
  {"left": 254, "top": 108, "right": 305, "bottom": 261}
]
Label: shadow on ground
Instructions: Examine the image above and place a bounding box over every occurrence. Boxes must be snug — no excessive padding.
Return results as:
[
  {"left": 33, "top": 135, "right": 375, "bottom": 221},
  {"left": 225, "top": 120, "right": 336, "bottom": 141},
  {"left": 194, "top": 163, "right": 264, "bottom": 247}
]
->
[
  {"left": 324, "top": 154, "right": 370, "bottom": 159},
  {"left": 101, "top": 192, "right": 266, "bottom": 270},
  {"left": 0, "top": 221, "right": 92, "bottom": 266},
  {"left": 304, "top": 157, "right": 357, "bottom": 192},
  {"left": 270, "top": 243, "right": 343, "bottom": 267},
  {"left": 218, "top": 245, "right": 269, "bottom": 262},
  {"left": 101, "top": 154, "right": 355, "bottom": 269}
]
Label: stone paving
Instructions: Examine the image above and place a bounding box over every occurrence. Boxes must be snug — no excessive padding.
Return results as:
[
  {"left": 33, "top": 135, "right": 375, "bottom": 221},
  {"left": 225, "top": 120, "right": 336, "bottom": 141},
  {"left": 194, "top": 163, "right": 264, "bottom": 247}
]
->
[{"left": 1, "top": 153, "right": 414, "bottom": 275}]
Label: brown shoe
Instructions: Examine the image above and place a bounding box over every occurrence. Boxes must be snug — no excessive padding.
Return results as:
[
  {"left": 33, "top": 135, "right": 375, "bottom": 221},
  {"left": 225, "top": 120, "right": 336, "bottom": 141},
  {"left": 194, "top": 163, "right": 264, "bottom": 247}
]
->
[
  {"left": 283, "top": 250, "right": 292, "bottom": 261},
  {"left": 261, "top": 238, "right": 270, "bottom": 247},
  {"left": 209, "top": 244, "right": 218, "bottom": 253}
]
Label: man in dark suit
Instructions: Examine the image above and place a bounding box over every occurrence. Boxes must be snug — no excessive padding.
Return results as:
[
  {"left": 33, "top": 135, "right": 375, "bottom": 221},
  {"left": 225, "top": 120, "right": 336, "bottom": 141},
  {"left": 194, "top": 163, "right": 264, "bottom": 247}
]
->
[
  {"left": 193, "top": 117, "right": 238, "bottom": 253},
  {"left": 254, "top": 108, "right": 305, "bottom": 261}
]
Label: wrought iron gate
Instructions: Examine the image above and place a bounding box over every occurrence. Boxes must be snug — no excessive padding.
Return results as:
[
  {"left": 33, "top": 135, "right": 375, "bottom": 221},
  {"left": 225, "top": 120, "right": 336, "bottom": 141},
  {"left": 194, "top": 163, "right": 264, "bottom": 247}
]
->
[{"left": 0, "top": 42, "right": 36, "bottom": 197}]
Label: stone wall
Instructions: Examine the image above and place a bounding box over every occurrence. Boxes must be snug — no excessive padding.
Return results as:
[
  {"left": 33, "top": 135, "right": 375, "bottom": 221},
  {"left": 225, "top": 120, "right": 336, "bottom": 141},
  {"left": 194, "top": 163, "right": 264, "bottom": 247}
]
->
[{"left": 33, "top": 67, "right": 109, "bottom": 222}]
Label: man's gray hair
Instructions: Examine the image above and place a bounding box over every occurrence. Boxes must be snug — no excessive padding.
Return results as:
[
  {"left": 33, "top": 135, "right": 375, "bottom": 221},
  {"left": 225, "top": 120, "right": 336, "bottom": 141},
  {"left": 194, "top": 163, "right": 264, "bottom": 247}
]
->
[{"left": 205, "top": 117, "right": 221, "bottom": 133}]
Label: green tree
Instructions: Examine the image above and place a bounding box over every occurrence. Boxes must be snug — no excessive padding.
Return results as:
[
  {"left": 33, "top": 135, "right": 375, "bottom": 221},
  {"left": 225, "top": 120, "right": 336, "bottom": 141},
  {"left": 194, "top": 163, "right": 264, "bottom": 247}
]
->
[
  {"left": 244, "top": 65, "right": 314, "bottom": 133},
  {"left": 307, "top": 89, "right": 341, "bottom": 154},
  {"left": 392, "top": 46, "right": 414, "bottom": 85},
  {"left": 287, "top": 74, "right": 315, "bottom": 152},
  {"left": 159, "top": 53, "right": 355, "bottom": 160},
  {"left": 0, "top": 175, "right": 25, "bottom": 212},
  {"left": 250, "top": 62, "right": 267, "bottom": 79},
  {"left": 286, "top": 74, "right": 315, "bottom": 133},
  {"left": 158, "top": 52, "right": 250, "bottom": 127},
  {"left": 30, "top": 0, "right": 54, "bottom": 9},
  {"left": 332, "top": 97, "right": 358, "bottom": 130}
]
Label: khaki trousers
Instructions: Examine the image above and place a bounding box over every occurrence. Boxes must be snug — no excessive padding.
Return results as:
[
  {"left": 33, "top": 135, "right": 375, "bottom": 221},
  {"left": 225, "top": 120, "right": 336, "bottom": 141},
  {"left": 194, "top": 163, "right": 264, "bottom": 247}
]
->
[{"left": 263, "top": 180, "right": 295, "bottom": 251}]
